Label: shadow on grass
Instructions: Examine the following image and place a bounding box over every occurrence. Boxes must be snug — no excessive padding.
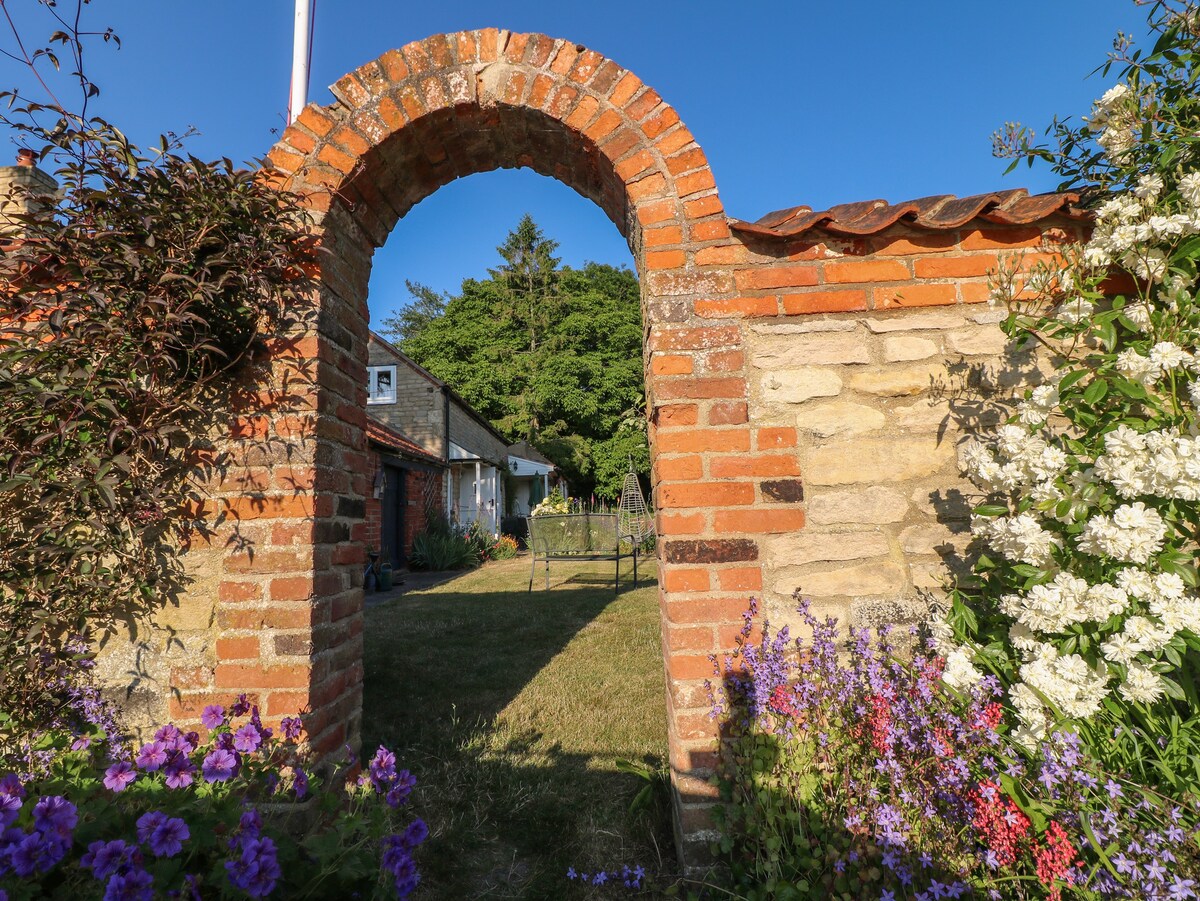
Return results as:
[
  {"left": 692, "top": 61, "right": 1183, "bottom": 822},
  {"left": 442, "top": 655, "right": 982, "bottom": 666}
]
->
[{"left": 361, "top": 570, "right": 674, "bottom": 899}]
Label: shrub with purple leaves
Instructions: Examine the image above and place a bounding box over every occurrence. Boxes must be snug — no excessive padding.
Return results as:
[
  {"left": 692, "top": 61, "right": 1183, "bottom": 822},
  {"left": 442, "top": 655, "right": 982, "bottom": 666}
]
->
[
  {"left": 708, "top": 598, "right": 1200, "bottom": 900},
  {"left": 0, "top": 695, "right": 425, "bottom": 898}
]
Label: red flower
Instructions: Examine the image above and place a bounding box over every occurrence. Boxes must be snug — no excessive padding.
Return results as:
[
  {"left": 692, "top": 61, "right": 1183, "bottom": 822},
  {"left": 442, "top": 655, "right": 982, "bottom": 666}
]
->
[
  {"left": 1034, "top": 821, "right": 1079, "bottom": 901},
  {"left": 970, "top": 780, "right": 1030, "bottom": 867},
  {"left": 767, "top": 685, "right": 800, "bottom": 718}
]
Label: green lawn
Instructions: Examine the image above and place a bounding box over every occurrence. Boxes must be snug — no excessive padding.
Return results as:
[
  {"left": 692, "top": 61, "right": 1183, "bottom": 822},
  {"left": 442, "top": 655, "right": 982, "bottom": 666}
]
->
[{"left": 362, "top": 556, "right": 675, "bottom": 899}]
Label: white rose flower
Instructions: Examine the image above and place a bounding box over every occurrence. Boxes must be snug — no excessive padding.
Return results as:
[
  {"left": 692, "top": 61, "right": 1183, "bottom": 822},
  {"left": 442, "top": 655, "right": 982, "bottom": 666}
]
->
[{"left": 1119, "top": 663, "right": 1166, "bottom": 704}]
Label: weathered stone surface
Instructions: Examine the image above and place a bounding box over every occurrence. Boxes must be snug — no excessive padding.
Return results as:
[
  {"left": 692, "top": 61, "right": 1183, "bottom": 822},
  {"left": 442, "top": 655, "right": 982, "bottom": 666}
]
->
[
  {"left": 946, "top": 326, "right": 1008, "bottom": 356},
  {"left": 899, "top": 524, "right": 962, "bottom": 555},
  {"left": 759, "top": 367, "right": 842, "bottom": 404},
  {"left": 865, "top": 311, "right": 969, "bottom": 333},
  {"left": 848, "top": 363, "right": 945, "bottom": 397},
  {"left": 849, "top": 596, "right": 929, "bottom": 629},
  {"left": 805, "top": 486, "right": 910, "bottom": 524},
  {"left": 751, "top": 333, "right": 869, "bottom": 368},
  {"left": 750, "top": 319, "right": 856, "bottom": 335},
  {"left": 764, "top": 530, "right": 890, "bottom": 567},
  {"left": 910, "top": 562, "right": 953, "bottom": 591},
  {"left": 776, "top": 561, "right": 908, "bottom": 598},
  {"left": 804, "top": 437, "right": 956, "bottom": 485},
  {"left": 883, "top": 336, "right": 938, "bottom": 362},
  {"left": 796, "top": 401, "right": 886, "bottom": 437},
  {"left": 892, "top": 399, "right": 952, "bottom": 430}
]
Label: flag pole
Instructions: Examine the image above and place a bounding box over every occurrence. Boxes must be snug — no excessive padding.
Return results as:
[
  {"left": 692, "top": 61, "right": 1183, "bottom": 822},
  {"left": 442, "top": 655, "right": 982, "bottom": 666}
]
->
[{"left": 288, "top": 0, "right": 313, "bottom": 123}]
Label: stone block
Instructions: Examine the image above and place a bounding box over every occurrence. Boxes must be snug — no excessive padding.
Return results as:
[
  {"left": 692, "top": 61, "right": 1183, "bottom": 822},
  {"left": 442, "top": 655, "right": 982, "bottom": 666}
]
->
[
  {"left": 764, "top": 530, "right": 890, "bottom": 566},
  {"left": 751, "top": 332, "right": 869, "bottom": 368},
  {"left": 865, "top": 311, "right": 968, "bottom": 333},
  {"left": 775, "top": 561, "right": 907, "bottom": 599},
  {"left": 883, "top": 336, "right": 938, "bottom": 362},
  {"left": 750, "top": 320, "right": 856, "bottom": 336},
  {"left": 796, "top": 401, "right": 886, "bottom": 438},
  {"left": 899, "top": 523, "right": 963, "bottom": 555},
  {"left": 759, "top": 368, "right": 842, "bottom": 404},
  {"left": 805, "top": 486, "right": 910, "bottom": 525},
  {"left": 803, "top": 437, "right": 956, "bottom": 485},
  {"left": 946, "top": 326, "right": 1008, "bottom": 356},
  {"left": 848, "top": 363, "right": 946, "bottom": 397}
]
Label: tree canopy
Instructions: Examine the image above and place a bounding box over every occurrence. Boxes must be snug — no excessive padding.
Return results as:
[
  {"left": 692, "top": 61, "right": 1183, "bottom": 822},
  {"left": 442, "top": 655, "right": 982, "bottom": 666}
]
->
[{"left": 380, "top": 215, "right": 647, "bottom": 500}]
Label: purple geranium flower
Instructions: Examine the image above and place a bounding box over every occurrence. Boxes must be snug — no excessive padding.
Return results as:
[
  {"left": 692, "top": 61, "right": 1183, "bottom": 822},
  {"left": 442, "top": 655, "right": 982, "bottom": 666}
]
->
[
  {"left": 32, "top": 796, "right": 76, "bottom": 840},
  {"left": 200, "top": 705, "right": 226, "bottom": 730},
  {"left": 230, "top": 694, "right": 251, "bottom": 718},
  {"left": 163, "top": 754, "right": 195, "bottom": 790},
  {"left": 232, "top": 724, "right": 262, "bottom": 754},
  {"left": 202, "top": 749, "right": 238, "bottom": 783},
  {"left": 280, "top": 716, "right": 303, "bottom": 741},
  {"left": 225, "top": 835, "right": 281, "bottom": 898},
  {"left": 136, "top": 811, "right": 189, "bottom": 858},
  {"left": 135, "top": 741, "right": 168, "bottom": 772},
  {"left": 293, "top": 768, "right": 308, "bottom": 800},
  {"left": 103, "top": 865, "right": 154, "bottom": 901},
  {"left": 81, "top": 839, "right": 137, "bottom": 880},
  {"left": 103, "top": 761, "right": 137, "bottom": 793}
]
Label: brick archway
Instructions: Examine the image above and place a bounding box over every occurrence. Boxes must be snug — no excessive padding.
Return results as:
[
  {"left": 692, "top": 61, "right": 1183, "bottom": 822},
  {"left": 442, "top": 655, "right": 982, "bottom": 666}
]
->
[{"left": 253, "top": 30, "right": 774, "bottom": 862}]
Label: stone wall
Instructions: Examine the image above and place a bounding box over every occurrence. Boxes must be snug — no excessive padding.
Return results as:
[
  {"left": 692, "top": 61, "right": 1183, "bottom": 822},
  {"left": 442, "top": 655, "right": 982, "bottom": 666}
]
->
[
  {"left": 367, "top": 335, "right": 446, "bottom": 456},
  {"left": 447, "top": 402, "right": 508, "bottom": 465}
]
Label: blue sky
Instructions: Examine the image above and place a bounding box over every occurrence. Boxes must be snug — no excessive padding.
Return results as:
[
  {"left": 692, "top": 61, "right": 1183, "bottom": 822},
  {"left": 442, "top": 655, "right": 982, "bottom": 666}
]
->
[{"left": 0, "top": 1, "right": 1146, "bottom": 324}]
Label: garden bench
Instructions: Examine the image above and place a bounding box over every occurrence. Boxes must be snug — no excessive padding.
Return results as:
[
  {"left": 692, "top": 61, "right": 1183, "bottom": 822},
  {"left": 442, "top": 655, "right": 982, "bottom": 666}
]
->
[{"left": 525, "top": 512, "right": 639, "bottom": 593}]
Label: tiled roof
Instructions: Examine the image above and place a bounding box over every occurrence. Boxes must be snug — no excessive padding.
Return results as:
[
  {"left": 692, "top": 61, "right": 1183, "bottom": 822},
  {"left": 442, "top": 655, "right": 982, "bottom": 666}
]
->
[
  {"left": 365, "top": 418, "right": 444, "bottom": 466},
  {"left": 730, "top": 189, "right": 1088, "bottom": 240}
]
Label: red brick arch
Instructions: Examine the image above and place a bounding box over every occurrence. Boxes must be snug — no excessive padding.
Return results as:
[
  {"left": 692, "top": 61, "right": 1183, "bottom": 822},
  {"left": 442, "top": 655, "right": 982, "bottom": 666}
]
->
[{"left": 230, "top": 30, "right": 779, "bottom": 864}]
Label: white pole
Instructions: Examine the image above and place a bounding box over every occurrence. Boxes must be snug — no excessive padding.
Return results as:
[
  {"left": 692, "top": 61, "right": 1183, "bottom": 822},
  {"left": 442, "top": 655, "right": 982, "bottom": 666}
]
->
[{"left": 289, "top": 0, "right": 313, "bottom": 123}]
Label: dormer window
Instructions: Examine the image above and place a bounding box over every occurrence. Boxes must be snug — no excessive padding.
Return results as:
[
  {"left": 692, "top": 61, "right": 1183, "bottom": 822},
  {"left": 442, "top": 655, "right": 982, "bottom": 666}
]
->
[{"left": 367, "top": 365, "right": 396, "bottom": 404}]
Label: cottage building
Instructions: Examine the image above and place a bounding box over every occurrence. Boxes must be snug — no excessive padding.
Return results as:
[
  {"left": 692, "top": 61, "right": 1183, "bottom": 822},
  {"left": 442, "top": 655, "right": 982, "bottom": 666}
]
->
[{"left": 366, "top": 332, "right": 509, "bottom": 538}]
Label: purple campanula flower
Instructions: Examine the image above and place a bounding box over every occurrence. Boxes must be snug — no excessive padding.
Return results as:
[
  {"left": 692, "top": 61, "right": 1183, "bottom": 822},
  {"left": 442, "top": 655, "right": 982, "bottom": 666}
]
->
[
  {"left": 135, "top": 741, "right": 168, "bottom": 772},
  {"left": 81, "top": 839, "right": 137, "bottom": 880},
  {"left": 232, "top": 724, "right": 262, "bottom": 754},
  {"left": 200, "top": 705, "right": 225, "bottom": 730},
  {"left": 105, "top": 763, "right": 137, "bottom": 791},
  {"left": 202, "top": 749, "right": 238, "bottom": 783}
]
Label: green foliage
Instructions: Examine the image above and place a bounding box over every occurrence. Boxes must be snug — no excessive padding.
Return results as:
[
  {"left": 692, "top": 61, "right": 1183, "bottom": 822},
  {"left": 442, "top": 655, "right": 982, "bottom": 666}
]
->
[
  {"left": 408, "top": 523, "right": 479, "bottom": 572},
  {"left": 0, "top": 12, "right": 315, "bottom": 733},
  {"left": 385, "top": 215, "right": 647, "bottom": 499}
]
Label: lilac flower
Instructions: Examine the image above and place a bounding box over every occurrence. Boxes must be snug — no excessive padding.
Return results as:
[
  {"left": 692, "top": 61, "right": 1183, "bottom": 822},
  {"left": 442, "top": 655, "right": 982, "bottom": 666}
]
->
[
  {"left": 200, "top": 705, "right": 226, "bottom": 729},
  {"left": 136, "top": 811, "right": 189, "bottom": 858},
  {"left": 232, "top": 724, "right": 262, "bottom": 754},
  {"left": 81, "top": 839, "right": 137, "bottom": 880},
  {"left": 103, "top": 761, "right": 137, "bottom": 792},
  {"left": 135, "top": 741, "right": 168, "bottom": 772},
  {"left": 202, "top": 749, "right": 238, "bottom": 783}
]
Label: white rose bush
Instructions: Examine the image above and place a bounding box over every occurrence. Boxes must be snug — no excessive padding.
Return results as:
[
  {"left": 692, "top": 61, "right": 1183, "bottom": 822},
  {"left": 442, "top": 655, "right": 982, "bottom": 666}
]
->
[{"left": 947, "top": 1, "right": 1200, "bottom": 794}]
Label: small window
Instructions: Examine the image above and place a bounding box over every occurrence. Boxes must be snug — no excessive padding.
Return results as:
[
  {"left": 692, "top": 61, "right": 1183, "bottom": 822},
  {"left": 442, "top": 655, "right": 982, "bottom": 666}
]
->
[{"left": 367, "top": 365, "right": 396, "bottom": 404}]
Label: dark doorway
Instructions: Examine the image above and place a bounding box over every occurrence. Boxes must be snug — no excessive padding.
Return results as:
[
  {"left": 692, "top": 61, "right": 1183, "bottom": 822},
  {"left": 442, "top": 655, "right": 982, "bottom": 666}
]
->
[{"left": 380, "top": 463, "right": 406, "bottom": 570}]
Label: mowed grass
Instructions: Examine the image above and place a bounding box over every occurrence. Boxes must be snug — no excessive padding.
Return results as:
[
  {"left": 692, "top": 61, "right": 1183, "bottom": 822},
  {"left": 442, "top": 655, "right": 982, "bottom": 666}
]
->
[{"left": 362, "top": 556, "right": 675, "bottom": 899}]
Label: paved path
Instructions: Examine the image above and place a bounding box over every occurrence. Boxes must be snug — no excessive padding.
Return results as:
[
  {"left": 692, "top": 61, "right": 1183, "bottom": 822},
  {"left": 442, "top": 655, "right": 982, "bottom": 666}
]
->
[{"left": 362, "top": 569, "right": 467, "bottom": 608}]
